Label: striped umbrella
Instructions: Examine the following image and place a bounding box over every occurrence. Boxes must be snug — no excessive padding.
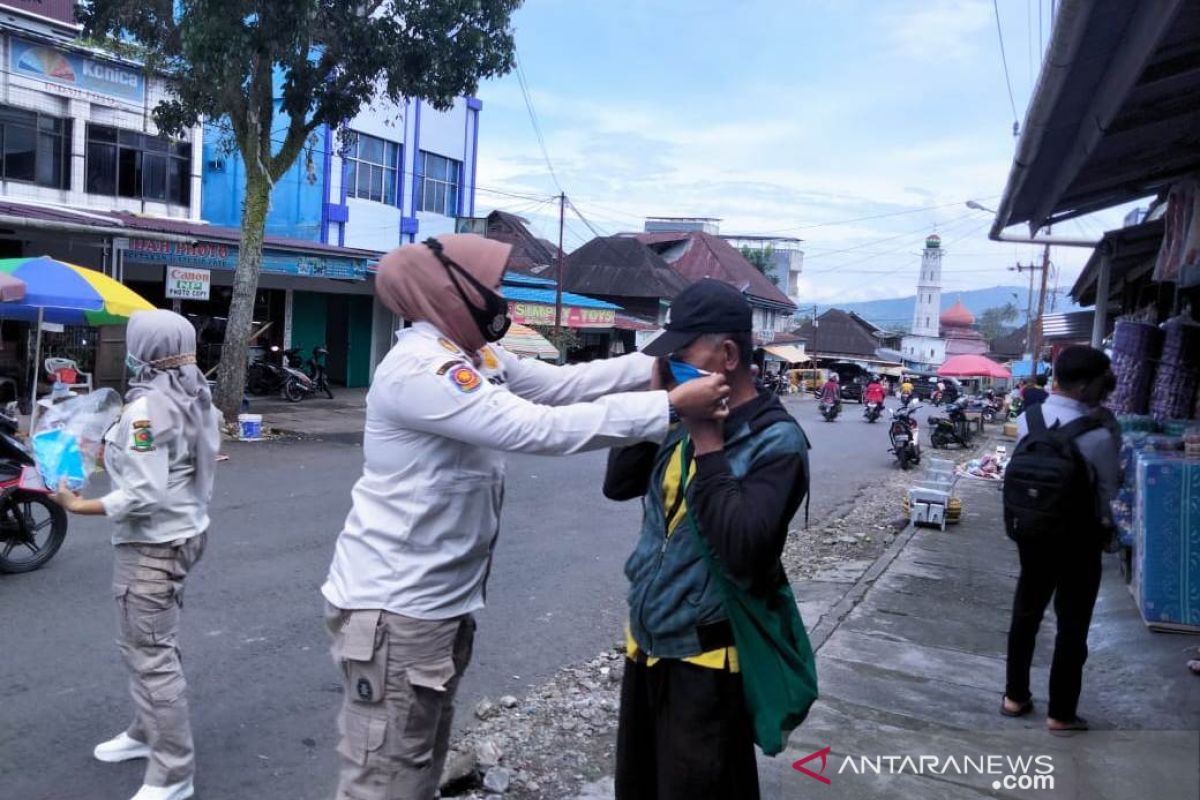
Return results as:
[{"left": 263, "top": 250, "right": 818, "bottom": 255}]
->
[
  {"left": 0, "top": 256, "right": 155, "bottom": 426},
  {"left": 501, "top": 322, "right": 559, "bottom": 360},
  {"left": 0, "top": 256, "right": 154, "bottom": 325}
]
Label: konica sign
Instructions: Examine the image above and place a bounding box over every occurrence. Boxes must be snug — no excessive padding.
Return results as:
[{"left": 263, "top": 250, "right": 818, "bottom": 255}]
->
[{"left": 9, "top": 38, "right": 145, "bottom": 103}]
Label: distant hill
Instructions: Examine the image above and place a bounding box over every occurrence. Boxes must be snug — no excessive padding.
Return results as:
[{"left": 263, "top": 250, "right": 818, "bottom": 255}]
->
[{"left": 803, "top": 286, "right": 1081, "bottom": 331}]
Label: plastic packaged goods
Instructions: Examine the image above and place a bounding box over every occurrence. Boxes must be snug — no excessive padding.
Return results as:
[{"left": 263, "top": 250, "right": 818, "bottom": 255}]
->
[{"left": 31, "top": 388, "right": 122, "bottom": 491}]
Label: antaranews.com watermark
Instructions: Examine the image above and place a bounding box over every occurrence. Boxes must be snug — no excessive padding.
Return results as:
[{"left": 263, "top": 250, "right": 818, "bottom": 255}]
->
[{"left": 793, "top": 747, "right": 1055, "bottom": 790}]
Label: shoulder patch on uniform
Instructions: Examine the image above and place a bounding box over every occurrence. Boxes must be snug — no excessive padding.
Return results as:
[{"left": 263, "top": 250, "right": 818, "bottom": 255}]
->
[
  {"left": 131, "top": 427, "right": 156, "bottom": 452},
  {"left": 132, "top": 419, "right": 152, "bottom": 430},
  {"left": 437, "top": 337, "right": 462, "bottom": 354},
  {"left": 481, "top": 346, "right": 499, "bottom": 370},
  {"left": 449, "top": 365, "right": 483, "bottom": 393},
  {"left": 435, "top": 360, "right": 463, "bottom": 376}
]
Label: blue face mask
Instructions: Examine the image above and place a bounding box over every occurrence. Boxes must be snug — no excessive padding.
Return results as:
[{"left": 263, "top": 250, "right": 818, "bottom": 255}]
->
[
  {"left": 125, "top": 353, "right": 146, "bottom": 375},
  {"left": 668, "top": 359, "right": 710, "bottom": 385}
]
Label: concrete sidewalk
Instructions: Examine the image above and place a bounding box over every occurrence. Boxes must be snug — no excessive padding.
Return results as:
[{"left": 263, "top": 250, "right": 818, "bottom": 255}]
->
[
  {"left": 763, "top": 478, "right": 1200, "bottom": 800},
  {"left": 240, "top": 386, "right": 367, "bottom": 440}
]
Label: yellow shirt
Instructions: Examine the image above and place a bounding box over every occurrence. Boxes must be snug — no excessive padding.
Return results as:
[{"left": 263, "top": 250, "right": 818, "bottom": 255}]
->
[
  {"left": 625, "top": 438, "right": 739, "bottom": 672},
  {"left": 900, "top": 381, "right": 914, "bottom": 394}
]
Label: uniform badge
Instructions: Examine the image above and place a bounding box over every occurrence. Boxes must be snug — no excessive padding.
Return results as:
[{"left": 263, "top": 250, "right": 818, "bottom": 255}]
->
[
  {"left": 449, "top": 365, "right": 483, "bottom": 393},
  {"left": 131, "top": 422, "right": 155, "bottom": 452},
  {"left": 435, "top": 360, "right": 461, "bottom": 376},
  {"left": 438, "top": 337, "right": 461, "bottom": 354},
  {"left": 481, "top": 347, "right": 499, "bottom": 371}
]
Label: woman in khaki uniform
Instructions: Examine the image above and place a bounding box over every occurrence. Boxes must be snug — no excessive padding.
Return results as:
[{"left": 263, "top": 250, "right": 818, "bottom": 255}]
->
[{"left": 54, "top": 309, "right": 220, "bottom": 800}]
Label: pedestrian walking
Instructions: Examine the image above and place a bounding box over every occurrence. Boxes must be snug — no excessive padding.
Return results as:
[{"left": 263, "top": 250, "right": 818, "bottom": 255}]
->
[
  {"left": 1022, "top": 373, "right": 1050, "bottom": 408},
  {"left": 321, "top": 235, "right": 730, "bottom": 800},
  {"left": 1001, "top": 345, "right": 1120, "bottom": 733},
  {"left": 604, "top": 280, "right": 816, "bottom": 800},
  {"left": 52, "top": 310, "right": 221, "bottom": 800}
]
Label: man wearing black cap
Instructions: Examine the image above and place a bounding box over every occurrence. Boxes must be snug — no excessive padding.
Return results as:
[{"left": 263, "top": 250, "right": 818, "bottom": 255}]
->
[
  {"left": 1003, "top": 345, "right": 1120, "bottom": 733},
  {"left": 604, "top": 279, "right": 811, "bottom": 799}
]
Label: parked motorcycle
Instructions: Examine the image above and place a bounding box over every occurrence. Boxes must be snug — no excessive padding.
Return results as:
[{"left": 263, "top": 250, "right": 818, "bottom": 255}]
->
[
  {"left": 888, "top": 402, "right": 921, "bottom": 470},
  {"left": 246, "top": 348, "right": 287, "bottom": 396},
  {"left": 863, "top": 401, "right": 884, "bottom": 423},
  {"left": 247, "top": 346, "right": 320, "bottom": 402},
  {"left": 305, "top": 346, "right": 335, "bottom": 400},
  {"left": 0, "top": 408, "right": 67, "bottom": 573},
  {"left": 278, "top": 347, "right": 318, "bottom": 402},
  {"left": 928, "top": 400, "right": 973, "bottom": 449},
  {"left": 818, "top": 401, "right": 841, "bottom": 422}
]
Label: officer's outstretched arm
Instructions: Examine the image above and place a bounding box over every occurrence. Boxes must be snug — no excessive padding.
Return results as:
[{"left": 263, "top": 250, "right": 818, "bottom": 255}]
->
[
  {"left": 495, "top": 346, "right": 654, "bottom": 406},
  {"left": 390, "top": 361, "right": 669, "bottom": 455}
]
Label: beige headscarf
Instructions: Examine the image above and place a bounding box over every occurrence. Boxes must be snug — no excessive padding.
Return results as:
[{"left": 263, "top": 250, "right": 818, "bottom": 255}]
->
[{"left": 375, "top": 234, "right": 512, "bottom": 354}]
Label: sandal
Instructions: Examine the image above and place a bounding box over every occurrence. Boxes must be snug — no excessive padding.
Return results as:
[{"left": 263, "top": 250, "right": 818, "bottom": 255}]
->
[
  {"left": 1048, "top": 716, "right": 1088, "bottom": 735},
  {"left": 1000, "top": 696, "right": 1033, "bottom": 717}
]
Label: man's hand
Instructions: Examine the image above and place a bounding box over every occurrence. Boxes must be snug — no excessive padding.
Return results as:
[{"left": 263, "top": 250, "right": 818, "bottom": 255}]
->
[
  {"left": 685, "top": 417, "right": 725, "bottom": 455},
  {"left": 668, "top": 373, "right": 730, "bottom": 420}
]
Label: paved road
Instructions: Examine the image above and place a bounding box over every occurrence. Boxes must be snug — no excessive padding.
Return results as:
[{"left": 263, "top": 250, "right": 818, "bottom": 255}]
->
[{"left": 0, "top": 394, "right": 903, "bottom": 799}]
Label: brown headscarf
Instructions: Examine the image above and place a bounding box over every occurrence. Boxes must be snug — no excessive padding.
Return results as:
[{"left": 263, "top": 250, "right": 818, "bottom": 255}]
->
[{"left": 375, "top": 234, "right": 513, "bottom": 354}]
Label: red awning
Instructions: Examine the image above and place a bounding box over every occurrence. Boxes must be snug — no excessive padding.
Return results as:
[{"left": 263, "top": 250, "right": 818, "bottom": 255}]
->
[{"left": 937, "top": 354, "right": 1011, "bottom": 379}]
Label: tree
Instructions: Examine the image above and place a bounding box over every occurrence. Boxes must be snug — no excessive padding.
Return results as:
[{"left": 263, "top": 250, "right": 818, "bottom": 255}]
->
[
  {"left": 81, "top": 0, "right": 520, "bottom": 421},
  {"left": 739, "top": 245, "right": 780, "bottom": 286},
  {"left": 977, "top": 302, "right": 1020, "bottom": 342}
]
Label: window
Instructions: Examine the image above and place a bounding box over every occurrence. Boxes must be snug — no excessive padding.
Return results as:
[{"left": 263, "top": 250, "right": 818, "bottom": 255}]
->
[
  {"left": 86, "top": 124, "right": 190, "bottom": 204},
  {"left": 344, "top": 132, "right": 399, "bottom": 204},
  {"left": 416, "top": 150, "right": 461, "bottom": 216},
  {"left": 0, "top": 105, "right": 71, "bottom": 189}
]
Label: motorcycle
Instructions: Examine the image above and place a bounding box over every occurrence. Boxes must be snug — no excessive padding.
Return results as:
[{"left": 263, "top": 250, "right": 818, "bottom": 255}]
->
[
  {"left": 888, "top": 402, "right": 921, "bottom": 470},
  {"left": 929, "top": 400, "right": 973, "bottom": 449},
  {"left": 303, "top": 345, "right": 335, "bottom": 400},
  {"left": 979, "top": 394, "right": 1004, "bottom": 423},
  {"left": 248, "top": 346, "right": 320, "bottom": 402},
  {"left": 0, "top": 407, "right": 68, "bottom": 573},
  {"left": 818, "top": 401, "right": 841, "bottom": 422},
  {"left": 863, "top": 401, "right": 883, "bottom": 423},
  {"left": 1007, "top": 396, "right": 1024, "bottom": 421},
  {"left": 246, "top": 348, "right": 287, "bottom": 396},
  {"left": 278, "top": 347, "right": 318, "bottom": 402}
]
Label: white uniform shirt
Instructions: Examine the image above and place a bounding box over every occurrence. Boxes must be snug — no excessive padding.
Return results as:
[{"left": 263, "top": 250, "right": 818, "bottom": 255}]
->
[
  {"left": 100, "top": 395, "right": 219, "bottom": 545},
  {"left": 322, "top": 322, "right": 669, "bottom": 619}
]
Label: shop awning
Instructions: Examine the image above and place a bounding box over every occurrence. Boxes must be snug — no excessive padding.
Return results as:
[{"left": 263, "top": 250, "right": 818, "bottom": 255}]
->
[
  {"left": 761, "top": 344, "right": 809, "bottom": 363},
  {"left": 1070, "top": 218, "right": 1163, "bottom": 305},
  {"left": 501, "top": 323, "right": 559, "bottom": 360},
  {"left": 503, "top": 284, "right": 621, "bottom": 329},
  {"left": 990, "top": 0, "right": 1200, "bottom": 236}
]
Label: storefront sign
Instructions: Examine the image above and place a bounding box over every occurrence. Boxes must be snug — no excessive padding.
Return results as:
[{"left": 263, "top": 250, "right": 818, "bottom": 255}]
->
[
  {"left": 125, "top": 238, "right": 367, "bottom": 281},
  {"left": 10, "top": 38, "right": 145, "bottom": 103},
  {"left": 508, "top": 302, "right": 616, "bottom": 329},
  {"left": 165, "top": 267, "right": 211, "bottom": 300}
]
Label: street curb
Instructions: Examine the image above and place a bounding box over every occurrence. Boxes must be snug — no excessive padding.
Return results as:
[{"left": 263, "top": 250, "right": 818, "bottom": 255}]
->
[{"left": 807, "top": 519, "right": 919, "bottom": 653}]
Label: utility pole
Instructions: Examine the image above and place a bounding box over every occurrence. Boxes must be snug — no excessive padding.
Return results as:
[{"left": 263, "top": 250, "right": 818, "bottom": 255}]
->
[
  {"left": 1030, "top": 243, "right": 1051, "bottom": 372},
  {"left": 554, "top": 191, "right": 566, "bottom": 365}
]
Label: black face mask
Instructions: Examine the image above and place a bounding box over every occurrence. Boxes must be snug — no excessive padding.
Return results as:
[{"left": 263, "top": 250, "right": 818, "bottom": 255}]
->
[{"left": 424, "top": 238, "right": 511, "bottom": 343}]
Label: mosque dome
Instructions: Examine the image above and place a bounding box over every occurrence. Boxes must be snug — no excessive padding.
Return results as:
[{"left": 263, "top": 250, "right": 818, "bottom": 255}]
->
[{"left": 940, "top": 299, "right": 974, "bottom": 328}]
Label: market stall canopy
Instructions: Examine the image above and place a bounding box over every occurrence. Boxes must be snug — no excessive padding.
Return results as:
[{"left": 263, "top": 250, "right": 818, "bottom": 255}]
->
[
  {"left": 0, "top": 271, "right": 25, "bottom": 302},
  {"left": 1070, "top": 218, "right": 1164, "bottom": 306},
  {"left": 761, "top": 344, "right": 810, "bottom": 364},
  {"left": 937, "top": 354, "right": 1011, "bottom": 379},
  {"left": 0, "top": 256, "right": 154, "bottom": 325},
  {"left": 990, "top": 0, "right": 1200, "bottom": 236},
  {"left": 500, "top": 323, "right": 559, "bottom": 361}
]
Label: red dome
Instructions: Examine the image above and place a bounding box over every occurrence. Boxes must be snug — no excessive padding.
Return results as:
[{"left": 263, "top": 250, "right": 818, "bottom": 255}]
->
[{"left": 940, "top": 300, "right": 974, "bottom": 327}]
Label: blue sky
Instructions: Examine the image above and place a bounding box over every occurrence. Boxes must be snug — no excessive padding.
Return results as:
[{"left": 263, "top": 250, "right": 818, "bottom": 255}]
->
[{"left": 473, "top": 0, "right": 1134, "bottom": 304}]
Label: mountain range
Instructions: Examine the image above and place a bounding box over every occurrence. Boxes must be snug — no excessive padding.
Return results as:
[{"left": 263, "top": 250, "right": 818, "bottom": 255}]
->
[{"left": 804, "top": 286, "right": 1082, "bottom": 331}]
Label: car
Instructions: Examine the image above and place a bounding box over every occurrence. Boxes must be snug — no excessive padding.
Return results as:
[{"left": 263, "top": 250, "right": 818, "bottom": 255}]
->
[
  {"left": 909, "top": 374, "right": 962, "bottom": 401},
  {"left": 840, "top": 378, "right": 865, "bottom": 403}
]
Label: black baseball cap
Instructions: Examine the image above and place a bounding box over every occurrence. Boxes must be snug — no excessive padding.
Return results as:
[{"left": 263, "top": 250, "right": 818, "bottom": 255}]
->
[{"left": 642, "top": 279, "right": 752, "bottom": 357}]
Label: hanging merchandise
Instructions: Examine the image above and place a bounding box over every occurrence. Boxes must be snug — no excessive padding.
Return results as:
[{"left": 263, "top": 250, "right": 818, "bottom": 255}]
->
[
  {"left": 1150, "top": 317, "right": 1200, "bottom": 421},
  {"left": 1154, "top": 178, "right": 1200, "bottom": 283},
  {"left": 1109, "top": 320, "right": 1164, "bottom": 415}
]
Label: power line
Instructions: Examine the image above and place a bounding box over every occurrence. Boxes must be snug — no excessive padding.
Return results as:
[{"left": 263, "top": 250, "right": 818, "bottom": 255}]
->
[
  {"left": 513, "top": 48, "right": 563, "bottom": 194},
  {"left": 992, "top": 0, "right": 1021, "bottom": 135}
]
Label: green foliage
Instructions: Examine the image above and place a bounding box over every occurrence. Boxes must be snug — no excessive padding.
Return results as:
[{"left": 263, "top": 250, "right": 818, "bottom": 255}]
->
[
  {"left": 977, "top": 302, "right": 1021, "bottom": 342},
  {"left": 739, "top": 245, "right": 780, "bottom": 285},
  {"left": 531, "top": 323, "right": 579, "bottom": 354}
]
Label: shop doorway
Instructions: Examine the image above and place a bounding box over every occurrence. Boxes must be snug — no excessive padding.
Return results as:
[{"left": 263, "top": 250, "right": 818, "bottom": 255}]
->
[{"left": 291, "top": 291, "right": 373, "bottom": 387}]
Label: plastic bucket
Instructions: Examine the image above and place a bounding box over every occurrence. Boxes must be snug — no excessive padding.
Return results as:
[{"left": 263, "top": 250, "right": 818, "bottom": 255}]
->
[{"left": 237, "top": 413, "right": 263, "bottom": 440}]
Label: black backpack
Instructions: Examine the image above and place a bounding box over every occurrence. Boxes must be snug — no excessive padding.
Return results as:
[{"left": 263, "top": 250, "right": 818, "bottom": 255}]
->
[{"left": 1002, "top": 404, "right": 1102, "bottom": 543}]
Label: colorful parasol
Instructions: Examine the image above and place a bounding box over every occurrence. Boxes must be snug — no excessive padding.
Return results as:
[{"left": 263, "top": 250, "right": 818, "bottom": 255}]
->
[
  {"left": 501, "top": 322, "right": 559, "bottom": 360},
  {"left": 0, "top": 256, "right": 154, "bottom": 325},
  {"left": 937, "top": 354, "right": 1012, "bottom": 379}
]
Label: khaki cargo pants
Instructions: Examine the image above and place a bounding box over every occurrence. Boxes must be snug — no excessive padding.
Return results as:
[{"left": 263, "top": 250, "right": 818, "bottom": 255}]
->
[
  {"left": 325, "top": 603, "right": 475, "bottom": 800},
  {"left": 112, "top": 533, "right": 207, "bottom": 787}
]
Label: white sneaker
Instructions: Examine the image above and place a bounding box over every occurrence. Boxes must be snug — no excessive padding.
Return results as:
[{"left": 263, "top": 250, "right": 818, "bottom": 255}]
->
[
  {"left": 93, "top": 732, "right": 151, "bottom": 763},
  {"left": 129, "top": 779, "right": 194, "bottom": 800}
]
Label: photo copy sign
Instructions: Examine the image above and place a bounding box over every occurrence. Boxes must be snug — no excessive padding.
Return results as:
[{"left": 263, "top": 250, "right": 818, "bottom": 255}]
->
[{"left": 165, "top": 267, "right": 211, "bottom": 300}]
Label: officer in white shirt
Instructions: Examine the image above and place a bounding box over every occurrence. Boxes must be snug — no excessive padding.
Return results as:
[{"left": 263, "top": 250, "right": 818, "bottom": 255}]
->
[{"left": 321, "top": 234, "right": 729, "bottom": 800}]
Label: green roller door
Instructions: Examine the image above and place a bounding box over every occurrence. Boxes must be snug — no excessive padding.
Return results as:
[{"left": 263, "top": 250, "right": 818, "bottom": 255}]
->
[{"left": 345, "top": 294, "right": 374, "bottom": 388}]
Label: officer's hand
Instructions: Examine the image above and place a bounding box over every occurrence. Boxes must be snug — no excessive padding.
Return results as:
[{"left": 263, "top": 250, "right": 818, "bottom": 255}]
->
[
  {"left": 668, "top": 373, "right": 730, "bottom": 420},
  {"left": 51, "top": 479, "right": 82, "bottom": 513}
]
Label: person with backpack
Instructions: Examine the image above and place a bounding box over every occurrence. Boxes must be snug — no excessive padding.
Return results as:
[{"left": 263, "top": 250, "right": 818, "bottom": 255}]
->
[
  {"left": 1000, "top": 346, "right": 1120, "bottom": 733},
  {"left": 603, "top": 280, "right": 816, "bottom": 799}
]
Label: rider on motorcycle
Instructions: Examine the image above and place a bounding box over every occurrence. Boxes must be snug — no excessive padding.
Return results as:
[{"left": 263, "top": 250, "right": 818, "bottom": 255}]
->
[
  {"left": 820, "top": 372, "right": 842, "bottom": 408},
  {"left": 864, "top": 376, "right": 886, "bottom": 406}
]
